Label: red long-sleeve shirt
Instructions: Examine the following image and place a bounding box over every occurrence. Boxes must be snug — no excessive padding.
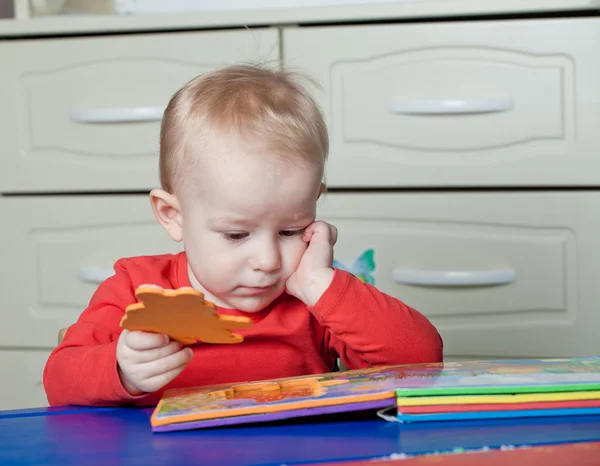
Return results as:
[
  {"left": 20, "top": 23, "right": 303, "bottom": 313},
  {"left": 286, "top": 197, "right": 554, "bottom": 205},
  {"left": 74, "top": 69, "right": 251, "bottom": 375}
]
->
[{"left": 43, "top": 252, "right": 442, "bottom": 406}]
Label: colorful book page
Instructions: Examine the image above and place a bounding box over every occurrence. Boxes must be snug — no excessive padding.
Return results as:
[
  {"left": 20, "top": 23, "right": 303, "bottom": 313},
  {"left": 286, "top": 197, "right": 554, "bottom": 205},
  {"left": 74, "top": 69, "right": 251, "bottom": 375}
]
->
[
  {"left": 399, "top": 399, "right": 600, "bottom": 414},
  {"left": 152, "top": 356, "right": 600, "bottom": 429},
  {"left": 152, "top": 373, "right": 398, "bottom": 427},
  {"left": 396, "top": 390, "right": 600, "bottom": 406},
  {"left": 397, "top": 407, "right": 600, "bottom": 422}
]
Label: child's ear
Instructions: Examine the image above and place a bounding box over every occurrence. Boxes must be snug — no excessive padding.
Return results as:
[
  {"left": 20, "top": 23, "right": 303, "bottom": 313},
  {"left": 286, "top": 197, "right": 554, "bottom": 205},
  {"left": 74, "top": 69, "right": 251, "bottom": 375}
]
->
[{"left": 150, "top": 189, "right": 183, "bottom": 242}]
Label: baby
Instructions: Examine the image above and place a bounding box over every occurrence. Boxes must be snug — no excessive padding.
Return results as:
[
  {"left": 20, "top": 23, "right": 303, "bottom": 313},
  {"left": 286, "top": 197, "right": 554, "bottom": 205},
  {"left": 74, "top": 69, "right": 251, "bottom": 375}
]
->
[{"left": 43, "top": 64, "right": 443, "bottom": 406}]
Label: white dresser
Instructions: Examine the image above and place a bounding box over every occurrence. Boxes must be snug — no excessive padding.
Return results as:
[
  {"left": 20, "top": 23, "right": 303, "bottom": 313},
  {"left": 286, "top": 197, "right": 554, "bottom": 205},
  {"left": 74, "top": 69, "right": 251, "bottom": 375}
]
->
[{"left": 1, "top": 0, "right": 599, "bottom": 409}]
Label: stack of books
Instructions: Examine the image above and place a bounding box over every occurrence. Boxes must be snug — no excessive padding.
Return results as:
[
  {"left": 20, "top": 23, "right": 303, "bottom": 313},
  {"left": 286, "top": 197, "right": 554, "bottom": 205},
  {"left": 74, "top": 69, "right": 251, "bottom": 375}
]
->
[{"left": 394, "top": 358, "right": 600, "bottom": 422}]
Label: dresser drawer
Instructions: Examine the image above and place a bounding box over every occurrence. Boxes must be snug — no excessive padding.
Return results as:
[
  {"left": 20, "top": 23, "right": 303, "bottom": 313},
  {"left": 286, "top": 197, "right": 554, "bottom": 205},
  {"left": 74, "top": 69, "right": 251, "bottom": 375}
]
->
[
  {"left": 0, "top": 349, "right": 51, "bottom": 410},
  {"left": 318, "top": 192, "right": 600, "bottom": 358},
  {"left": 0, "top": 28, "right": 278, "bottom": 193},
  {"left": 0, "top": 195, "right": 181, "bottom": 347},
  {"left": 285, "top": 18, "right": 600, "bottom": 188}
]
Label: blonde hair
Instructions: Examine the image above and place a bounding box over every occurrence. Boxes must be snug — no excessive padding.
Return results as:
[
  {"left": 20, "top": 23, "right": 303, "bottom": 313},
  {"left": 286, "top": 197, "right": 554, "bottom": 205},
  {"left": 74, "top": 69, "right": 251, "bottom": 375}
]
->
[{"left": 159, "top": 63, "right": 329, "bottom": 193}]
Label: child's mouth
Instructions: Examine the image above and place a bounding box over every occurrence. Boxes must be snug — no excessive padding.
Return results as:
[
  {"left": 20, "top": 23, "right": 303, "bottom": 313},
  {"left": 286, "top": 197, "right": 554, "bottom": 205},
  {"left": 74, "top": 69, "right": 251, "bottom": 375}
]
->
[{"left": 238, "top": 285, "right": 275, "bottom": 295}]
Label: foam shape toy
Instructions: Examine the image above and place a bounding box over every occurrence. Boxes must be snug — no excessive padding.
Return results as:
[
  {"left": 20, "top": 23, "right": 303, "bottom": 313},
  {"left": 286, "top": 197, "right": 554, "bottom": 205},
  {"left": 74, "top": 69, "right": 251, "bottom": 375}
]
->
[{"left": 120, "top": 285, "right": 253, "bottom": 345}]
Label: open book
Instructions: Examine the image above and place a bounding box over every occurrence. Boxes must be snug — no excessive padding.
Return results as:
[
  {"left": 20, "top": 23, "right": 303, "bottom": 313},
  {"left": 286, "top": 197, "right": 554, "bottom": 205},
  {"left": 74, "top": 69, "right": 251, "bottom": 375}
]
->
[{"left": 151, "top": 356, "right": 600, "bottom": 432}]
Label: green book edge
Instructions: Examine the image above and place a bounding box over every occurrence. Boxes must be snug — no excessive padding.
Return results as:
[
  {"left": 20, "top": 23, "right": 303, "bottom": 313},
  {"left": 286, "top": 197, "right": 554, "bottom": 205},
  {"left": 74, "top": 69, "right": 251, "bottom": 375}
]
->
[{"left": 396, "top": 383, "right": 600, "bottom": 397}]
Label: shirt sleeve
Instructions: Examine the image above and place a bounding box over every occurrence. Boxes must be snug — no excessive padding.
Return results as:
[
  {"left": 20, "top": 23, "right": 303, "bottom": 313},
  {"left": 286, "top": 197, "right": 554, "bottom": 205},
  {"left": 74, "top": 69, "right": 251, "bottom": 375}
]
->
[
  {"left": 43, "top": 259, "right": 150, "bottom": 406},
  {"left": 310, "top": 269, "right": 443, "bottom": 369}
]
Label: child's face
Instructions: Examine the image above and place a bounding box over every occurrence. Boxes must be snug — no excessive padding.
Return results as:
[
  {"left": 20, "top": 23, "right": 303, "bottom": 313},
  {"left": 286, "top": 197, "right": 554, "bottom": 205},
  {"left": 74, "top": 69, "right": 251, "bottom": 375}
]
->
[{"left": 179, "top": 141, "right": 324, "bottom": 313}]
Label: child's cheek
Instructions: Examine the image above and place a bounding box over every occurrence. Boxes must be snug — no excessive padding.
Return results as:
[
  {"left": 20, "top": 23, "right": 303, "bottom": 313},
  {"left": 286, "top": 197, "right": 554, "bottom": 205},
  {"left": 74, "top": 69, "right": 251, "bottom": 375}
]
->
[{"left": 288, "top": 240, "right": 308, "bottom": 270}]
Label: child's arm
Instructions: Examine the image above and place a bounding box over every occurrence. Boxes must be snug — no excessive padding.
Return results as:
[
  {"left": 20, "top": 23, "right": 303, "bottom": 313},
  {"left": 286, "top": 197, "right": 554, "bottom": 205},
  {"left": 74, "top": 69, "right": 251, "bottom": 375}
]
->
[
  {"left": 43, "top": 294, "right": 141, "bottom": 406},
  {"left": 312, "top": 269, "right": 443, "bottom": 369},
  {"left": 286, "top": 221, "right": 442, "bottom": 368},
  {"left": 43, "top": 259, "right": 189, "bottom": 406}
]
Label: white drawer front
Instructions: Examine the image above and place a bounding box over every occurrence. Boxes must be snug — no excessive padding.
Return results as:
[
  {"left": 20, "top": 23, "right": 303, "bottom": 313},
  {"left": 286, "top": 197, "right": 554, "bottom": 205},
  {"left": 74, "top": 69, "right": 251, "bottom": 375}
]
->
[
  {"left": 0, "top": 350, "right": 51, "bottom": 410},
  {"left": 317, "top": 192, "right": 600, "bottom": 358},
  {"left": 0, "top": 29, "right": 278, "bottom": 193},
  {"left": 0, "top": 195, "right": 181, "bottom": 347},
  {"left": 285, "top": 18, "right": 600, "bottom": 187}
]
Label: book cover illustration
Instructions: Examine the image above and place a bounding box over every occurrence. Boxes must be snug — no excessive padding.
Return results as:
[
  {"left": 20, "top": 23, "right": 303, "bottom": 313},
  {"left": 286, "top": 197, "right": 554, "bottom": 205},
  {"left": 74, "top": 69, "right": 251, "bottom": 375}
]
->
[{"left": 152, "top": 357, "right": 600, "bottom": 430}]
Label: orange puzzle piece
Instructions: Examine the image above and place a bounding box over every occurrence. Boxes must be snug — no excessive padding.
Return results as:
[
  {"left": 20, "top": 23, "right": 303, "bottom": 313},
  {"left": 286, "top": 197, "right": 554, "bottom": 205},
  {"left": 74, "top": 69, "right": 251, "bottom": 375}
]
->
[{"left": 120, "top": 286, "right": 253, "bottom": 345}]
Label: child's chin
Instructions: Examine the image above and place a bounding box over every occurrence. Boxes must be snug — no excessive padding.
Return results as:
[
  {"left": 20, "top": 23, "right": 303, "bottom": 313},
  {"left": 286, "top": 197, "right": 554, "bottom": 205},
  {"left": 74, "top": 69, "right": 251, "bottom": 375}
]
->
[{"left": 230, "top": 294, "right": 280, "bottom": 313}]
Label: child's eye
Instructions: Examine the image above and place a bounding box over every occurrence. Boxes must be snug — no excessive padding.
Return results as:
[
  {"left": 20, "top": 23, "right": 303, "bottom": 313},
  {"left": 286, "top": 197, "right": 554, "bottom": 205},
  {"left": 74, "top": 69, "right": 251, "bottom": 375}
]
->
[
  {"left": 223, "top": 232, "right": 249, "bottom": 242},
  {"left": 279, "top": 229, "right": 304, "bottom": 238}
]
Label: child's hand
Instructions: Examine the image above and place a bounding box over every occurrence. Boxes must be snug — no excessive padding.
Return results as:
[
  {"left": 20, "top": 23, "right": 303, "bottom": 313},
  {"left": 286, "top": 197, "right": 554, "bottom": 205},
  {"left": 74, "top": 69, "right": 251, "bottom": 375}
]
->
[
  {"left": 286, "top": 221, "right": 337, "bottom": 307},
  {"left": 116, "top": 330, "right": 193, "bottom": 395}
]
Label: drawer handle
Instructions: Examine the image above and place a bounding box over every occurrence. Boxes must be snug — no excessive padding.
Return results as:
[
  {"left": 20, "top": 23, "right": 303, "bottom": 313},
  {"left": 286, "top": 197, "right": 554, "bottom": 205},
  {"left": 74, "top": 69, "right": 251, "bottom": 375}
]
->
[
  {"left": 388, "top": 98, "right": 513, "bottom": 115},
  {"left": 70, "top": 106, "right": 165, "bottom": 124},
  {"left": 392, "top": 268, "right": 516, "bottom": 287},
  {"left": 78, "top": 267, "right": 115, "bottom": 284}
]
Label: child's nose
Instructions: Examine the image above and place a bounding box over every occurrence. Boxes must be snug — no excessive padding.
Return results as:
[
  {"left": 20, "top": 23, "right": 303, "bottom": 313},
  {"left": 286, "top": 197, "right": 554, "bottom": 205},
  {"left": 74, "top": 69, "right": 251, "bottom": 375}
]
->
[{"left": 251, "top": 242, "right": 281, "bottom": 273}]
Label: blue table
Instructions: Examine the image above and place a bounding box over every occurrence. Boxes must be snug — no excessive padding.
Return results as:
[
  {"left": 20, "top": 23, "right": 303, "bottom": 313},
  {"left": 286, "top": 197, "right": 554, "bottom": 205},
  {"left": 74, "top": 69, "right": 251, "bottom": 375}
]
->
[{"left": 2, "top": 406, "right": 600, "bottom": 466}]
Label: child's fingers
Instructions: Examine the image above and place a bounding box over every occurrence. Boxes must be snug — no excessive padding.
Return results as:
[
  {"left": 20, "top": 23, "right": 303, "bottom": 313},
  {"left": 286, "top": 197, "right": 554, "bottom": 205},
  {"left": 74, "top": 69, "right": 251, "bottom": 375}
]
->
[
  {"left": 129, "top": 340, "right": 183, "bottom": 364},
  {"left": 137, "top": 359, "right": 190, "bottom": 394},
  {"left": 301, "top": 222, "right": 317, "bottom": 242},
  {"left": 138, "top": 348, "right": 193, "bottom": 382},
  {"left": 302, "top": 221, "right": 336, "bottom": 245},
  {"left": 304, "top": 222, "right": 336, "bottom": 253},
  {"left": 328, "top": 223, "right": 338, "bottom": 246},
  {"left": 124, "top": 330, "right": 169, "bottom": 351}
]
